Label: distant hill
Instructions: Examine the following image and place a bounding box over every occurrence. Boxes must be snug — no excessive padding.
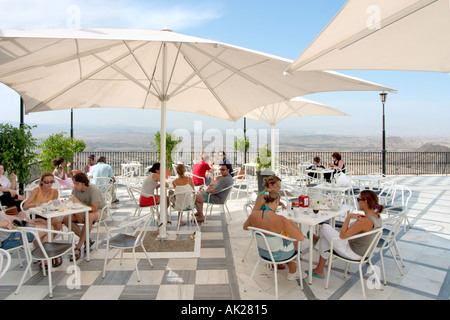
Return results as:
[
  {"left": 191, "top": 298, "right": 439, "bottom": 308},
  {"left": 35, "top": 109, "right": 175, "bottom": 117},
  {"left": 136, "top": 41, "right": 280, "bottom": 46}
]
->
[{"left": 415, "top": 143, "right": 450, "bottom": 152}]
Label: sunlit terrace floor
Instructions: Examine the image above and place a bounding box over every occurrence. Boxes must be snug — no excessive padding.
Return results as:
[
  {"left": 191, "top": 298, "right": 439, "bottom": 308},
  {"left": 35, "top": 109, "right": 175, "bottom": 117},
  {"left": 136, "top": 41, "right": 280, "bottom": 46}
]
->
[{"left": 0, "top": 175, "right": 449, "bottom": 300}]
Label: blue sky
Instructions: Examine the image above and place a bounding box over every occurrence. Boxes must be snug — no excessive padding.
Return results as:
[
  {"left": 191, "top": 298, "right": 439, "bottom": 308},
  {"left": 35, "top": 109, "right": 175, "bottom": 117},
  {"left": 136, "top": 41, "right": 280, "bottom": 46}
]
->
[{"left": 0, "top": 0, "right": 449, "bottom": 138}]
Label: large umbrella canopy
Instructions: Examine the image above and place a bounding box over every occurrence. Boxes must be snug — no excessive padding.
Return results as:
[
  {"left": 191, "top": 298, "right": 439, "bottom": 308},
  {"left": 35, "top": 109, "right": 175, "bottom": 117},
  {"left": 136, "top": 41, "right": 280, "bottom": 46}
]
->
[
  {"left": 286, "top": 0, "right": 450, "bottom": 73},
  {"left": 244, "top": 97, "right": 349, "bottom": 170},
  {"left": 0, "top": 28, "right": 396, "bottom": 238}
]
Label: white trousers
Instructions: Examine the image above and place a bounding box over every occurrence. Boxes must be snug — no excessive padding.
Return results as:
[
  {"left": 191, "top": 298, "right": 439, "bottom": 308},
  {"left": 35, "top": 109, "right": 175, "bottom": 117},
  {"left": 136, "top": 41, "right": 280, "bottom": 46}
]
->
[{"left": 316, "top": 224, "right": 362, "bottom": 261}]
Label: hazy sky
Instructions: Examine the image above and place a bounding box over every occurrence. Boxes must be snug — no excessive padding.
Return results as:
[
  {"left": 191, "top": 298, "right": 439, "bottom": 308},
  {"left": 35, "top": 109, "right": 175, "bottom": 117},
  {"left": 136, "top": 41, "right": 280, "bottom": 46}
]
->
[{"left": 0, "top": 0, "right": 449, "bottom": 139}]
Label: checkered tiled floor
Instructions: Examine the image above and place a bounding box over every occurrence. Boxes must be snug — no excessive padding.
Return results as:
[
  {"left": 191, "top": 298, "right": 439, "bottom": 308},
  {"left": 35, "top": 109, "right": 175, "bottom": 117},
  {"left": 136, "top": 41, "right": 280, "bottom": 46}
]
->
[
  {"left": 1, "top": 175, "right": 449, "bottom": 300},
  {"left": 0, "top": 186, "right": 240, "bottom": 300}
]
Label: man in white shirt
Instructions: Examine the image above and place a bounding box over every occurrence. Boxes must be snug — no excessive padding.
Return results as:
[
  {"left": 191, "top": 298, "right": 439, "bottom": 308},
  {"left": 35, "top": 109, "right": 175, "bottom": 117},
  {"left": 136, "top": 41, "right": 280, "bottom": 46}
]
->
[
  {"left": 90, "top": 156, "right": 118, "bottom": 203},
  {"left": 0, "top": 164, "right": 25, "bottom": 211}
]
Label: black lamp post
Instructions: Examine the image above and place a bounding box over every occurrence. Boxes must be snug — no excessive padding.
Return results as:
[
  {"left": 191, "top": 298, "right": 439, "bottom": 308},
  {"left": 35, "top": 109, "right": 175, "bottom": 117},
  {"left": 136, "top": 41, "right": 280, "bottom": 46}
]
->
[{"left": 380, "top": 92, "right": 387, "bottom": 175}]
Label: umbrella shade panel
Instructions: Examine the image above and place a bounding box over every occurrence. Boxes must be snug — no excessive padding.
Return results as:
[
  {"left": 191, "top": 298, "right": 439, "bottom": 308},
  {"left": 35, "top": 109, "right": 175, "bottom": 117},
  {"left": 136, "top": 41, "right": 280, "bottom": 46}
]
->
[
  {"left": 0, "top": 28, "right": 396, "bottom": 121},
  {"left": 287, "top": 0, "right": 450, "bottom": 72}
]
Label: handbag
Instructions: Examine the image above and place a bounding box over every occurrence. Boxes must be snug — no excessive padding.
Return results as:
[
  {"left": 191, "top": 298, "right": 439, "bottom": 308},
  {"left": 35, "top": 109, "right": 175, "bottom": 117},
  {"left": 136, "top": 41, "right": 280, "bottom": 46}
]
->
[{"left": 4, "top": 206, "right": 19, "bottom": 215}]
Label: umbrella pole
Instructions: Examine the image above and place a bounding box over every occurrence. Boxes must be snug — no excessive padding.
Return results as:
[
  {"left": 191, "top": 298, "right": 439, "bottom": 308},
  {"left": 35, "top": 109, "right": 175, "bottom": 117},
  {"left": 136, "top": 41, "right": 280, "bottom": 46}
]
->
[
  {"left": 159, "top": 100, "right": 168, "bottom": 239},
  {"left": 271, "top": 125, "right": 276, "bottom": 172},
  {"left": 158, "top": 43, "right": 168, "bottom": 239}
]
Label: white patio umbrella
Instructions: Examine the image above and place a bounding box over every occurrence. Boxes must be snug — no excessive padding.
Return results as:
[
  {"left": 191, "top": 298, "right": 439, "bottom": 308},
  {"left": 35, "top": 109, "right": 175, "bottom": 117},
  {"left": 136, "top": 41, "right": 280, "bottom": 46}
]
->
[
  {"left": 286, "top": 0, "right": 450, "bottom": 73},
  {"left": 244, "top": 97, "right": 349, "bottom": 171},
  {"left": 0, "top": 28, "right": 396, "bottom": 238}
]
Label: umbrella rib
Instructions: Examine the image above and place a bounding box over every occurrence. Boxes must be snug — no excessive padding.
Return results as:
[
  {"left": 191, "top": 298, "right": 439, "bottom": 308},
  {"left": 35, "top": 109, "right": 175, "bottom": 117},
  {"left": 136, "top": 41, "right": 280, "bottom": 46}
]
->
[
  {"left": 27, "top": 44, "right": 149, "bottom": 112},
  {"left": 181, "top": 52, "right": 236, "bottom": 121},
  {"left": 0, "top": 40, "right": 122, "bottom": 79},
  {"left": 123, "top": 40, "right": 161, "bottom": 99},
  {"left": 184, "top": 43, "right": 291, "bottom": 101},
  {"left": 165, "top": 43, "right": 224, "bottom": 100}
]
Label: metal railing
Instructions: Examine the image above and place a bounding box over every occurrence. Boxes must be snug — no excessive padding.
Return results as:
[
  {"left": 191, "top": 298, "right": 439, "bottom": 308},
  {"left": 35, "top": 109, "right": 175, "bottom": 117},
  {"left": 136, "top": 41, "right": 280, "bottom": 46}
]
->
[{"left": 72, "top": 151, "right": 449, "bottom": 176}]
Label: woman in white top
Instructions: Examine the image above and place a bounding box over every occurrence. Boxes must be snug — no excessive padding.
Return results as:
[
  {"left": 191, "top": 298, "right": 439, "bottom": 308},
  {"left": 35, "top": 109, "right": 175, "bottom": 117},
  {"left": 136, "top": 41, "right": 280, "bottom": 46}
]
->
[
  {"left": 140, "top": 163, "right": 169, "bottom": 209},
  {"left": 172, "top": 164, "right": 195, "bottom": 226}
]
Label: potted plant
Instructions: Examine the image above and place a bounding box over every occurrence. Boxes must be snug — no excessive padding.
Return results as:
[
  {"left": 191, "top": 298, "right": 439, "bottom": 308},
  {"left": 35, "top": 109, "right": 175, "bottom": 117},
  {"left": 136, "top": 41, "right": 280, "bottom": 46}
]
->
[
  {"left": 234, "top": 137, "right": 250, "bottom": 176},
  {"left": 0, "top": 123, "right": 39, "bottom": 191},
  {"left": 39, "top": 132, "right": 86, "bottom": 173},
  {"left": 255, "top": 144, "right": 273, "bottom": 193},
  {"left": 152, "top": 131, "right": 183, "bottom": 178}
]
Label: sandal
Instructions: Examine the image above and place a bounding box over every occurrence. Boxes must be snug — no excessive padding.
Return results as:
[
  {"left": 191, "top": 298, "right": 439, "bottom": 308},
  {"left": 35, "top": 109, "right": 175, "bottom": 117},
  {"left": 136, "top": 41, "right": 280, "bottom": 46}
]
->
[
  {"left": 70, "top": 248, "right": 81, "bottom": 262},
  {"left": 38, "top": 261, "right": 48, "bottom": 271},
  {"left": 83, "top": 239, "right": 95, "bottom": 253},
  {"left": 52, "top": 257, "right": 63, "bottom": 268}
]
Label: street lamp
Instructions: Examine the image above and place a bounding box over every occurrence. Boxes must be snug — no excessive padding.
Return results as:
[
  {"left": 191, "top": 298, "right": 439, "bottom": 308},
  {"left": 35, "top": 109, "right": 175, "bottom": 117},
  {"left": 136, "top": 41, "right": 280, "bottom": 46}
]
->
[{"left": 380, "top": 92, "right": 388, "bottom": 175}]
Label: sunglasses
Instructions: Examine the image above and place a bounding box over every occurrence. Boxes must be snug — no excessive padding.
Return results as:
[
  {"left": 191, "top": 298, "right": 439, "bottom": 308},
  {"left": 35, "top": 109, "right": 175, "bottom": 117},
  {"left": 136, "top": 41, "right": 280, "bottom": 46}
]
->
[
  {"left": 42, "top": 180, "right": 55, "bottom": 184},
  {"left": 357, "top": 198, "right": 365, "bottom": 202}
]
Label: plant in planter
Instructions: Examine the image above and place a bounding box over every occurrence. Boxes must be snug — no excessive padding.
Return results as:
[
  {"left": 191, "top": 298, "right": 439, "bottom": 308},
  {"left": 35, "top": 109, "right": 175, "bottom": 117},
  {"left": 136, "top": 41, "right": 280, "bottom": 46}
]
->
[
  {"left": 255, "top": 144, "right": 271, "bottom": 171},
  {"left": 152, "top": 131, "right": 183, "bottom": 177},
  {"left": 254, "top": 145, "right": 274, "bottom": 193},
  {"left": 39, "top": 133, "right": 86, "bottom": 173},
  {"left": 0, "top": 123, "right": 39, "bottom": 191}
]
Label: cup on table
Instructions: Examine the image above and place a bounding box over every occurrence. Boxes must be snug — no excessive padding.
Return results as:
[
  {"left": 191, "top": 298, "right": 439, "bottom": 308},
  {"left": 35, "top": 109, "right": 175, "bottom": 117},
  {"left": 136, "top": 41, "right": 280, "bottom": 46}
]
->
[{"left": 293, "top": 207, "right": 300, "bottom": 218}]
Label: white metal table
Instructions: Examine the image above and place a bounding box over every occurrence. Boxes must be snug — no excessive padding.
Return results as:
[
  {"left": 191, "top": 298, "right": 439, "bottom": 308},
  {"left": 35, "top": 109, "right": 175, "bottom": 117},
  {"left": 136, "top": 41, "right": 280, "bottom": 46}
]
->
[
  {"left": 278, "top": 204, "right": 352, "bottom": 284},
  {"left": 29, "top": 204, "right": 92, "bottom": 261}
]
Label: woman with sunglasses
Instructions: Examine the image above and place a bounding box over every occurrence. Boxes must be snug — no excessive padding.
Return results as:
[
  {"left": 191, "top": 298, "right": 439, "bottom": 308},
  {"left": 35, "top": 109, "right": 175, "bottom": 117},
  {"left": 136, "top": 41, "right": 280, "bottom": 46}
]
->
[
  {"left": 23, "top": 172, "right": 63, "bottom": 232},
  {"left": 307, "top": 190, "right": 383, "bottom": 279}
]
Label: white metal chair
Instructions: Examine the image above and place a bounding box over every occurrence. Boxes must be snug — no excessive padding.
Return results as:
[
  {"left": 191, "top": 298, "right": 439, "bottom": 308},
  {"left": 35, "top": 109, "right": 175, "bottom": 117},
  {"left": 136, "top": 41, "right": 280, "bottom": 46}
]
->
[
  {"left": 94, "top": 204, "right": 113, "bottom": 250},
  {"left": 0, "top": 249, "right": 11, "bottom": 279},
  {"left": 205, "top": 184, "right": 234, "bottom": 222},
  {"left": 91, "top": 177, "right": 115, "bottom": 204},
  {"left": 0, "top": 228, "right": 31, "bottom": 276},
  {"left": 169, "top": 189, "right": 199, "bottom": 233},
  {"left": 186, "top": 172, "right": 206, "bottom": 190},
  {"left": 377, "top": 212, "right": 405, "bottom": 285},
  {"left": 325, "top": 227, "right": 383, "bottom": 299},
  {"left": 127, "top": 185, "right": 159, "bottom": 220},
  {"left": 15, "top": 227, "right": 77, "bottom": 298},
  {"left": 383, "top": 185, "right": 412, "bottom": 232},
  {"left": 102, "top": 213, "right": 154, "bottom": 282},
  {"left": 244, "top": 227, "right": 303, "bottom": 300},
  {"left": 232, "top": 173, "right": 255, "bottom": 203}
]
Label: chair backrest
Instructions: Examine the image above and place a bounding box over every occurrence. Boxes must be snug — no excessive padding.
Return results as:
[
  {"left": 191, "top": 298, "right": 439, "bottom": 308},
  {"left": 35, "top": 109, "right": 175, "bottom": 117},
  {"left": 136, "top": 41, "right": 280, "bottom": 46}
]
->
[
  {"left": 391, "top": 185, "right": 412, "bottom": 208},
  {"left": 379, "top": 212, "right": 403, "bottom": 249},
  {"left": 248, "top": 226, "right": 297, "bottom": 262},
  {"left": 345, "top": 228, "right": 383, "bottom": 262},
  {"left": 0, "top": 248, "right": 11, "bottom": 278},
  {"left": 186, "top": 172, "right": 205, "bottom": 187},
  {"left": 172, "top": 187, "right": 196, "bottom": 211}
]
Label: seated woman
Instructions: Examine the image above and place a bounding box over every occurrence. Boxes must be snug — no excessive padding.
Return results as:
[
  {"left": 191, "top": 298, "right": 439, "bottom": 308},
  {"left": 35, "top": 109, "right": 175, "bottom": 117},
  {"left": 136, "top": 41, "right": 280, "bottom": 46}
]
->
[
  {"left": 244, "top": 190, "right": 304, "bottom": 281},
  {"left": 140, "top": 163, "right": 170, "bottom": 219},
  {"left": 83, "top": 154, "right": 96, "bottom": 174},
  {"left": 324, "top": 152, "right": 345, "bottom": 182},
  {"left": 52, "top": 157, "right": 74, "bottom": 190},
  {"left": 307, "top": 156, "right": 325, "bottom": 179},
  {"left": 253, "top": 175, "right": 286, "bottom": 211},
  {"left": 172, "top": 164, "right": 195, "bottom": 226},
  {"left": 62, "top": 172, "right": 104, "bottom": 261},
  {"left": 0, "top": 164, "right": 26, "bottom": 212},
  {"left": 308, "top": 190, "right": 383, "bottom": 279},
  {"left": 22, "top": 172, "right": 63, "bottom": 233}
]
